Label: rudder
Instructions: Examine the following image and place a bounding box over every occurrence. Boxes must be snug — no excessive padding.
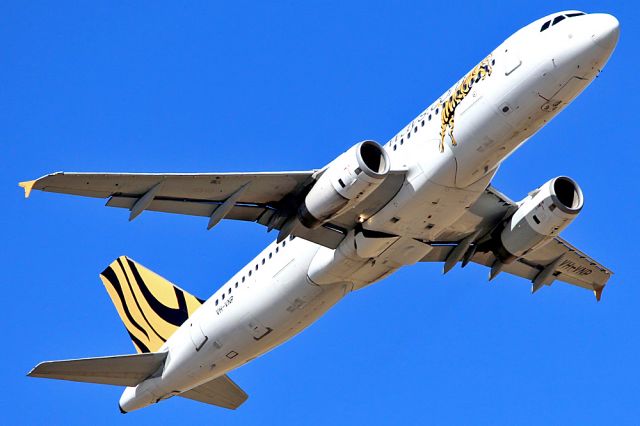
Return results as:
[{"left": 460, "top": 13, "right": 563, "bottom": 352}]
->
[{"left": 99, "top": 256, "right": 204, "bottom": 353}]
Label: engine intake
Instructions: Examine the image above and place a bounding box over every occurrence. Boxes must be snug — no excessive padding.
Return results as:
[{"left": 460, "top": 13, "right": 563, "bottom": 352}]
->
[
  {"left": 299, "top": 140, "right": 390, "bottom": 228},
  {"left": 494, "top": 176, "right": 583, "bottom": 263}
]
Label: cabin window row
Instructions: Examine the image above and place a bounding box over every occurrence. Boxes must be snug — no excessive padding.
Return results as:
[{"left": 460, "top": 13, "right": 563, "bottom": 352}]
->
[
  {"left": 214, "top": 236, "right": 295, "bottom": 306},
  {"left": 390, "top": 108, "right": 440, "bottom": 151},
  {"left": 388, "top": 55, "right": 497, "bottom": 152}
]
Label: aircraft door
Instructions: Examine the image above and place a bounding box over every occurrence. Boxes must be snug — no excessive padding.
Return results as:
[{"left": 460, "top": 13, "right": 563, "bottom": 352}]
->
[
  {"left": 189, "top": 321, "right": 208, "bottom": 351},
  {"left": 503, "top": 50, "right": 522, "bottom": 77}
]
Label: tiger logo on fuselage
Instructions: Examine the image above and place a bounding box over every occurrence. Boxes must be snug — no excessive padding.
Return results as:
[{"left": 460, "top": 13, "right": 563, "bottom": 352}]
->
[{"left": 439, "top": 56, "right": 493, "bottom": 152}]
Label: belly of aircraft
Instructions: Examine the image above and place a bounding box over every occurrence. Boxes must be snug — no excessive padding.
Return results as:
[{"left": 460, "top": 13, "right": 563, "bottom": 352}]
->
[{"left": 156, "top": 242, "right": 349, "bottom": 397}]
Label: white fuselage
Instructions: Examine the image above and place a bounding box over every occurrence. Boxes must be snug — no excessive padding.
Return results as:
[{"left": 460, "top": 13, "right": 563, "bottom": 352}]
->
[{"left": 120, "top": 11, "right": 619, "bottom": 412}]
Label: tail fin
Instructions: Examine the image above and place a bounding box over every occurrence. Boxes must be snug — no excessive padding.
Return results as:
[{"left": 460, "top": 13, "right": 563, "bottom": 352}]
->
[{"left": 99, "top": 256, "right": 204, "bottom": 353}]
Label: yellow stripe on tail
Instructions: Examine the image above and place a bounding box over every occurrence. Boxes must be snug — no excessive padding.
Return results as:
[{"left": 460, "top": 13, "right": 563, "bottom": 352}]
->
[{"left": 99, "top": 256, "right": 204, "bottom": 353}]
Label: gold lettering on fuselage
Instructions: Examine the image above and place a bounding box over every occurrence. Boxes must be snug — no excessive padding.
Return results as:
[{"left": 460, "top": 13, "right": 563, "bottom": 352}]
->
[{"left": 439, "top": 56, "right": 493, "bottom": 152}]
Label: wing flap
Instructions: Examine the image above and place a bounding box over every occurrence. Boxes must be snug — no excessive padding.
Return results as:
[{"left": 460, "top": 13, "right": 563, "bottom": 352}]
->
[
  {"left": 421, "top": 240, "right": 611, "bottom": 293},
  {"left": 179, "top": 374, "right": 248, "bottom": 410},
  {"left": 106, "top": 196, "right": 268, "bottom": 222},
  {"left": 27, "top": 352, "right": 167, "bottom": 386},
  {"left": 519, "top": 237, "right": 612, "bottom": 289}
]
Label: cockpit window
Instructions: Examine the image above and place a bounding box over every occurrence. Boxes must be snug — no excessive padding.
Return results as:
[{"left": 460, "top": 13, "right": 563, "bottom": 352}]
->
[
  {"left": 552, "top": 15, "right": 566, "bottom": 25},
  {"left": 541, "top": 12, "right": 585, "bottom": 32}
]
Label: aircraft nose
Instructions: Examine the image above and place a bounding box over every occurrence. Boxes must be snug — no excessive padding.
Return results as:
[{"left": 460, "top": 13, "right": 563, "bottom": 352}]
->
[{"left": 591, "top": 14, "right": 620, "bottom": 52}]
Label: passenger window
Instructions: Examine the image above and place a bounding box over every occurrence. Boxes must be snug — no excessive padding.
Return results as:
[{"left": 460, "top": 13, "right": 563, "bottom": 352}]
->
[
  {"left": 228, "top": 288, "right": 231, "bottom": 294},
  {"left": 540, "top": 20, "right": 551, "bottom": 32},
  {"left": 255, "top": 264, "right": 258, "bottom": 271},
  {"left": 276, "top": 247, "right": 279, "bottom": 253},
  {"left": 249, "top": 270, "right": 252, "bottom": 277},
  {"left": 262, "top": 258, "right": 265, "bottom": 265},
  {"left": 242, "top": 276, "right": 245, "bottom": 282},
  {"left": 215, "top": 299, "right": 218, "bottom": 306},
  {"left": 235, "top": 282, "right": 238, "bottom": 288},
  {"left": 393, "top": 145, "right": 397, "bottom": 151},
  {"left": 282, "top": 241, "right": 286, "bottom": 247},
  {"left": 222, "top": 293, "right": 225, "bottom": 300},
  {"left": 269, "top": 253, "right": 272, "bottom": 259},
  {"left": 421, "top": 120, "right": 425, "bottom": 127},
  {"left": 552, "top": 15, "right": 565, "bottom": 25}
]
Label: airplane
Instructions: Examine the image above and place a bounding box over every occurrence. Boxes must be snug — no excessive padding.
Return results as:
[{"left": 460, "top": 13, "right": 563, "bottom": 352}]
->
[{"left": 21, "top": 10, "right": 618, "bottom": 413}]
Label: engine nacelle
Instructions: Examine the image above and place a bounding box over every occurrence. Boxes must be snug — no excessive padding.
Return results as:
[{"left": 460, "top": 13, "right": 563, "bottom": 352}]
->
[
  {"left": 299, "top": 140, "right": 390, "bottom": 228},
  {"left": 495, "top": 176, "right": 584, "bottom": 263}
]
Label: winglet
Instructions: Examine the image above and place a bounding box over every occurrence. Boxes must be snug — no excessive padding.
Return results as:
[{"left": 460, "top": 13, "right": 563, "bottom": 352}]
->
[
  {"left": 19, "top": 179, "right": 37, "bottom": 198},
  {"left": 594, "top": 285, "right": 605, "bottom": 302}
]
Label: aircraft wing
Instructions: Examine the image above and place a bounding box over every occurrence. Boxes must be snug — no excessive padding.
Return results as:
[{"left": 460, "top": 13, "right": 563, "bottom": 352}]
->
[
  {"left": 419, "top": 186, "right": 613, "bottom": 300},
  {"left": 19, "top": 170, "right": 406, "bottom": 249}
]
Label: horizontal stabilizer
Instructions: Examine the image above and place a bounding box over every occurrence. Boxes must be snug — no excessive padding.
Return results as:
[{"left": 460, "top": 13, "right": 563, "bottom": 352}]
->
[
  {"left": 179, "top": 375, "right": 248, "bottom": 410},
  {"left": 27, "top": 352, "right": 167, "bottom": 387}
]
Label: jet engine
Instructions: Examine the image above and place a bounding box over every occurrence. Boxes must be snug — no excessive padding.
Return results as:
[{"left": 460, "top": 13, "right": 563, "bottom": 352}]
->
[
  {"left": 494, "top": 176, "right": 583, "bottom": 263},
  {"left": 298, "top": 140, "right": 391, "bottom": 228}
]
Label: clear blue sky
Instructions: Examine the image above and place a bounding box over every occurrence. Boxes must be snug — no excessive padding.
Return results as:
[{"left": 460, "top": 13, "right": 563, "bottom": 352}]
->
[{"left": 2, "top": 1, "right": 638, "bottom": 424}]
